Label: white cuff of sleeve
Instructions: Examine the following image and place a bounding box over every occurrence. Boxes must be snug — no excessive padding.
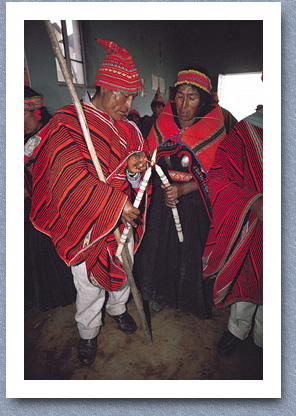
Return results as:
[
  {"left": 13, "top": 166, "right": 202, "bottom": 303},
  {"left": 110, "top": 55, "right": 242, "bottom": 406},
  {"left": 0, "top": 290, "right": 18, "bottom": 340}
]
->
[{"left": 126, "top": 170, "right": 142, "bottom": 188}]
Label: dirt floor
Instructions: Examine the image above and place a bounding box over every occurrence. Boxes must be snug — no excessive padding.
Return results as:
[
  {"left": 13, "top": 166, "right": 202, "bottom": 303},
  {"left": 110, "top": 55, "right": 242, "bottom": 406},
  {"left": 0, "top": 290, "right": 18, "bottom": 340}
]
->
[{"left": 24, "top": 297, "right": 263, "bottom": 381}]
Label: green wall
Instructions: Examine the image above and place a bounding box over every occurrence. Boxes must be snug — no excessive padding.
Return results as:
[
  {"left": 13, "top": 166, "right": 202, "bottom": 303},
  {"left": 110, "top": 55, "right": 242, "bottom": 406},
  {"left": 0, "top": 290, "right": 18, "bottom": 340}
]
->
[{"left": 24, "top": 20, "right": 262, "bottom": 116}]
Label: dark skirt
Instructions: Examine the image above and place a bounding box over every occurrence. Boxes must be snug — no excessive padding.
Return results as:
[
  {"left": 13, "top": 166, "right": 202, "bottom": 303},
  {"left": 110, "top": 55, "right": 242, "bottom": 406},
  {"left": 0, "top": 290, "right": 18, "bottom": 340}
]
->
[
  {"left": 24, "top": 198, "right": 76, "bottom": 312},
  {"left": 134, "top": 176, "right": 212, "bottom": 319}
]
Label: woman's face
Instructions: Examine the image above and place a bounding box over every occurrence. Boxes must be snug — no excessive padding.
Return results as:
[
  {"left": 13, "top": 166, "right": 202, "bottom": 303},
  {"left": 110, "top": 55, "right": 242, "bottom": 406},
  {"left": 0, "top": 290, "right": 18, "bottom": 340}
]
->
[
  {"left": 175, "top": 84, "right": 202, "bottom": 128},
  {"left": 24, "top": 110, "right": 39, "bottom": 135}
]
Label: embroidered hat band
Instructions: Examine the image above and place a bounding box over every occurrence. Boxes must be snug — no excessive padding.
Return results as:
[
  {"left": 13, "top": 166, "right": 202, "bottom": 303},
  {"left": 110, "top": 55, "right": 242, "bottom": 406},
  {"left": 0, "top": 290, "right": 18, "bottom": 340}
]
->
[{"left": 174, "top": 70, "right": 212, "bottom": 95}]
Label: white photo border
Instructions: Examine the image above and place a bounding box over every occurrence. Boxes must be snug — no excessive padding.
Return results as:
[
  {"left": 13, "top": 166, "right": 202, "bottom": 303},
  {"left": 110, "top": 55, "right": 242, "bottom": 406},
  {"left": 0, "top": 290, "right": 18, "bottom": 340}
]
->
[{"left": 6, "top": 1, "right": 281, "bottom": 399}]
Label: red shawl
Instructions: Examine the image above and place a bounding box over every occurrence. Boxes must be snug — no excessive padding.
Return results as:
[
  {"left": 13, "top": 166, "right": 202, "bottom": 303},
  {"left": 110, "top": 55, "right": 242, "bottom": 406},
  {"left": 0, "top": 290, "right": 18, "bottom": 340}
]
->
[
  {"left": 30, "top": 103, "right": 150, "bottom": 291},
  {"left": 147, "top": 100, "right": 226, "bottom": 218},
  {"left": 148, "top": 100, "right": 226, "bottom": 173},
  {"left": 203, "top": 120, "right": 263, "bottom": 307}
]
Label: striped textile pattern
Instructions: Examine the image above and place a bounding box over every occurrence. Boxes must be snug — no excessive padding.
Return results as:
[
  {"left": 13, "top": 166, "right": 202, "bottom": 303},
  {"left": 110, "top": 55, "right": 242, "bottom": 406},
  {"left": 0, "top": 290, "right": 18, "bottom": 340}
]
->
[
  {"left": 148, "top": 100, "right": 226, "bottom": 173},
  {"left": 146, "top": 100, "right": 226, "bottom": 220},
  {"left": 30, "top": 103, "right": 150, "bottom": 291},
  {"left": 174, "top": 70, "right": 212, "bottom": 95},
  {"left": 95, "top": 38, "right": 142, "bottom": 94},
  {"left": 203, "top": 120, "right": 263, "bottom": 307},
  {"left": 24, "top": 166, "right": 32, "bottom": 199},
  {"left": 24, "top": 95, "right": 43, "bottom": 110}
]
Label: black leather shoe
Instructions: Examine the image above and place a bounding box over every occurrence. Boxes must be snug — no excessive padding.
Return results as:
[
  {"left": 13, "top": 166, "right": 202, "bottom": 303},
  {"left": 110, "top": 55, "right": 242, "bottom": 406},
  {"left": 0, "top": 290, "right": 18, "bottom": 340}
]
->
[
  {"left": 217, "top": 331, "right": 242, "bottom": 356},
  {"left": 113, "top": 311, "right": 137, "bottom": 334},
  {"left": 78, "top": 337, "right": 97, "bottom": 366}
]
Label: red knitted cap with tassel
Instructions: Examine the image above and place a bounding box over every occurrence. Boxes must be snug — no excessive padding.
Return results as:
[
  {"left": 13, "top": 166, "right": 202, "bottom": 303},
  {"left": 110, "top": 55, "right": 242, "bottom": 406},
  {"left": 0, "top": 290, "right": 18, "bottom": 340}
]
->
[{"left": 94, "top": 38, "right": 142, "bottom": 94}]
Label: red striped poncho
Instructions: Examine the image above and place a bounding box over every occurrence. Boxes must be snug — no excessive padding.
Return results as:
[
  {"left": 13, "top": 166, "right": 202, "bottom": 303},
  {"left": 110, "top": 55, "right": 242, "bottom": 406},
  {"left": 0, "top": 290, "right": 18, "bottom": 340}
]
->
[
  {"left": 148, "top": 100, "right": 226, "bottom": 173},
  {"left": 203, "top": 118, "right": 263, "bottom": 307},
  {"left": 30, "top": 103, "right": 150, "bottom": 291}
]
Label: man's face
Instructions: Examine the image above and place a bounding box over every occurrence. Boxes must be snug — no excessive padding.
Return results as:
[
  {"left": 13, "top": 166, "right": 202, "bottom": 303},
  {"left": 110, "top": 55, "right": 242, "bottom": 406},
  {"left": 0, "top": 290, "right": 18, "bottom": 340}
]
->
[
  {"left": 151, "top": 103, "right": 164, "bottom": 118},
  {"left": 99, "top": 87, "right": 137, "bottom": 121}
]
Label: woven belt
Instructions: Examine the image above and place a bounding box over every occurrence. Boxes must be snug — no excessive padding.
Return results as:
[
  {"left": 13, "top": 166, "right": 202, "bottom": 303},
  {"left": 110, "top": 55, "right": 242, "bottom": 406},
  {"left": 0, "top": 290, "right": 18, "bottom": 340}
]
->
[{"left": 168, "top": 170, "right": 193, "bottom": 182}]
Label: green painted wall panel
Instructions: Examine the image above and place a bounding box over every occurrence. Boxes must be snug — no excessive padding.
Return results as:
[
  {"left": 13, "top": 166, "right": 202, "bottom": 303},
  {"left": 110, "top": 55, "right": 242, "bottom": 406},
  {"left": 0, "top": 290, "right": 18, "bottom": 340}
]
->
[{"left": 24, "top": 20, "right": 262, "bottom": 116}]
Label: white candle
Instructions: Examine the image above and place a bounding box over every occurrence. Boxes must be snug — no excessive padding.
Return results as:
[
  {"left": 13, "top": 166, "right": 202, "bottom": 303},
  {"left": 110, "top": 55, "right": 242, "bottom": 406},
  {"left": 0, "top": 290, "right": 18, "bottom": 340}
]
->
[
  {"left": 133, "top": 167, "right": 152, "bottom": 209},
  {"left": 116, "top": 166, "right": 152, "bottom": 258},
  {"left": 155, "top": 164, "right": 184, "bottom": 243}
]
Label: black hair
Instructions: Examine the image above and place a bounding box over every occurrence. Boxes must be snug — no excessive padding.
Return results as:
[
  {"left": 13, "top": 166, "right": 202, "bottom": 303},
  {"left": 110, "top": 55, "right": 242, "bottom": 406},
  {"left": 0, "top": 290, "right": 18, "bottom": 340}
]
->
[
  {"left": 24, "top": 86, "right": 39, "bottom": 99},
  {"left": 24, "top": 86, "right": 52, "bottom": 125}
]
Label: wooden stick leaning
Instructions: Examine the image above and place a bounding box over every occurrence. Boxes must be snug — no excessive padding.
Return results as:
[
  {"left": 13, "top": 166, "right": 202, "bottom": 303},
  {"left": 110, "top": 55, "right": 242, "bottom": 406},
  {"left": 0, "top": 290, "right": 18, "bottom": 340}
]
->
[{"left": 44, "top": 20, "right": 152, "bottom": 345}]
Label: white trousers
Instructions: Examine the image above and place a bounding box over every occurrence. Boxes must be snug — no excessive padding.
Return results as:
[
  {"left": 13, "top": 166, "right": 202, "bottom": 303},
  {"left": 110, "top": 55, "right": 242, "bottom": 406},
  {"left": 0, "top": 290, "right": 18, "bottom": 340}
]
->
[
  {"left": 71, "top": 262, "right": 131, "bottom": 339},
  {"left": 71, "top": 234, "right": 134, "bottom": 339},
  {"left": 228, "top": 301, "right": 263, "bottom": 347}
]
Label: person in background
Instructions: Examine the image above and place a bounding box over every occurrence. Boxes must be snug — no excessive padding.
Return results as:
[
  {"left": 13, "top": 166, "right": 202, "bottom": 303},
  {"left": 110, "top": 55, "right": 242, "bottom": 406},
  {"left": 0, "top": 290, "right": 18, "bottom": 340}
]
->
[
  {"left": 24, "top": 87, "right": 76, "bottom": 312},
  {"left": 30, "top": 39, "right": 150, "bottom": 366},
  {"left": 134, "top": 68, "right": 226, "bottom": 318},
  {"left": 127, "top": 109, "right": 140, "bottom": 126},
  {"left": 203, "top": 104, "right": 263, "bottom": 356},
  {"left": 139, "top": 87, "right": 165, "bottom": 138}
]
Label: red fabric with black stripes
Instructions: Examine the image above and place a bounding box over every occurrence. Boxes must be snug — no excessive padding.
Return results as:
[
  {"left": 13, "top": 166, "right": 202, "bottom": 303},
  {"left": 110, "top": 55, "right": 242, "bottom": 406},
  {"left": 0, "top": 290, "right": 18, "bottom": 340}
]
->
[
  {"left": 30, "top": 103, "right": 149, "bottom": 291},
  {"left": 203, "top": 120, "right": 263, "bottom": 307},
  {"left": 148, "top": 100, "right": 226, "bottom": 173}
]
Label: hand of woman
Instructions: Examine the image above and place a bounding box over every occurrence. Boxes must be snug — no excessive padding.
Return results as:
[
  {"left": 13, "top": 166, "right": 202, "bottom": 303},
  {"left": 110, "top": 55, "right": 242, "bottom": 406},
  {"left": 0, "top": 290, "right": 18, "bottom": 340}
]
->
[
  {"left": 121, "top": 199, "right": 140, "bottom": 227},
  {"left": 161, "top": 183, "right": 183, "bottom": 207},
  {"left": 161, "top": 180, "right": 199, "bottom": 207},
  {"left": 127, "top": 152, "right": 147, "bottom": 173}
]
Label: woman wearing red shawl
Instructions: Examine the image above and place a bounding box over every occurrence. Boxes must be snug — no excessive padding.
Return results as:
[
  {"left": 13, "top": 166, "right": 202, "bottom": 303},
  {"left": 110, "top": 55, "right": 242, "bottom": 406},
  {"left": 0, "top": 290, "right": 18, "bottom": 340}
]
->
[{"left": 134, "top": 68, "right": 226, "bottom": 318}]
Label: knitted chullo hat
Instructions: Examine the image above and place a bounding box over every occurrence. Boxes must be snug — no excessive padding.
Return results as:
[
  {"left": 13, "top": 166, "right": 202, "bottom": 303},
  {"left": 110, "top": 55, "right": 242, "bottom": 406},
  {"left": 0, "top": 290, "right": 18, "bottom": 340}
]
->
[
  {"left": 94, "top": 38, "right": 142, "bottom": 94},
  {"left": 174, "top": 69, "right": 212, "bottom": 95},
  {"left": 151, "top": 87, "right": 165, "bottom": 106}
]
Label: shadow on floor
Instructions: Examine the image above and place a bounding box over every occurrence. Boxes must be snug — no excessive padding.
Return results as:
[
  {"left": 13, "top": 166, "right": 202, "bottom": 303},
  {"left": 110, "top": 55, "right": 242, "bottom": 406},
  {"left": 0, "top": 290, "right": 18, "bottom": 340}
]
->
[{"left": 24, "top": 298, "right": 263, "bottom": 380}]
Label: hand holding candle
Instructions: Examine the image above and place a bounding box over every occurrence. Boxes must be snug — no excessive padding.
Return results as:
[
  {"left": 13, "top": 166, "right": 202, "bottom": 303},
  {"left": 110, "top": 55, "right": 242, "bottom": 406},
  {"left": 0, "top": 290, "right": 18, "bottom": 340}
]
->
[
  {"left": 154, "top": 164, "right": 184, "bottom": 243},
  {"left": 116, "top": 149, "right": 184, "bottom": 259},
  {"left": 127, "top": 151, "right": 147, "bottom": 173},
  {"left": 116, "top": 155, "right": 153, "bottom": 259}
]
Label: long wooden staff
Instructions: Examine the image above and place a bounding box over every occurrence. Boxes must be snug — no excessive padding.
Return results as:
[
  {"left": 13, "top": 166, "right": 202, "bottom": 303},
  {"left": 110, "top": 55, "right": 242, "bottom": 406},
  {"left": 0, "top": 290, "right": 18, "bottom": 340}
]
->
[{"left": 44, "top": 20, "right": 152, "bottom": 345}]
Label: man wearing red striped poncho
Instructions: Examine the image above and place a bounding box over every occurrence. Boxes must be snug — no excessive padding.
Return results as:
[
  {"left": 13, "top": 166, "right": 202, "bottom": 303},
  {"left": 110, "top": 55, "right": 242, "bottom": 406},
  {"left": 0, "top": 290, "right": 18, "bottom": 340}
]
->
[
  {"left": 203, "top": 108, "right": 263, "bottom": 356},
  {"left": 30, "top": 39, "right": 150, "bottom": 366}
]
